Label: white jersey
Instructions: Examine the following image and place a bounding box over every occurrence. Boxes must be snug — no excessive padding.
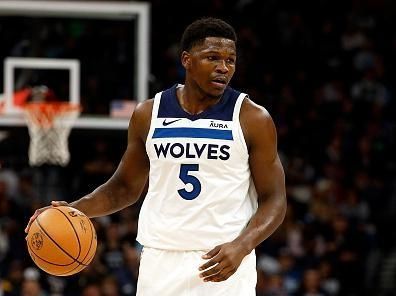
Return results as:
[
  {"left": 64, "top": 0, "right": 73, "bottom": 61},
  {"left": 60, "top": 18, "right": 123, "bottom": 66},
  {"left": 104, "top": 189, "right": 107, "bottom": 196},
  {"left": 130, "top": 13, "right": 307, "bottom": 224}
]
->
[{"left": 136, "top": 84, "right": 258, "bottom": 251}]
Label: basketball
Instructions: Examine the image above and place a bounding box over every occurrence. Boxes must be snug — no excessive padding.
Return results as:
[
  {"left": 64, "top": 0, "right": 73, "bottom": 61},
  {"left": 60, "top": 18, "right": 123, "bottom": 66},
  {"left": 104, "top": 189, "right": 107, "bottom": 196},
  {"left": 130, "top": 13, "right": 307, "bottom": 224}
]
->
[{"left": 26, "top": 206, "right": 97, "bottom": 276}]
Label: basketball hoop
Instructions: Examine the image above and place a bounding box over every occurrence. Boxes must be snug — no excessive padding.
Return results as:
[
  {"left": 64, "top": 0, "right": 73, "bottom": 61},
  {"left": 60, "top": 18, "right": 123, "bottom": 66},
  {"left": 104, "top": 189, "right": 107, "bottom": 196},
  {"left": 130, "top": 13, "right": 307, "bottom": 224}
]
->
[{"left": 23, "top": 102, "right": 81, "bottom": 166}]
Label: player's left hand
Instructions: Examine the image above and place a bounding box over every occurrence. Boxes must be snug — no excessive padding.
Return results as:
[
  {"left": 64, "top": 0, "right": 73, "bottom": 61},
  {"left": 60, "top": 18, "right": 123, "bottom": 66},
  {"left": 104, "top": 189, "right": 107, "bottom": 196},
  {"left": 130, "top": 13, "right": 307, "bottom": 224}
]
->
[{"left": 198, "top": 241, "right": 249, "bottom": 282}]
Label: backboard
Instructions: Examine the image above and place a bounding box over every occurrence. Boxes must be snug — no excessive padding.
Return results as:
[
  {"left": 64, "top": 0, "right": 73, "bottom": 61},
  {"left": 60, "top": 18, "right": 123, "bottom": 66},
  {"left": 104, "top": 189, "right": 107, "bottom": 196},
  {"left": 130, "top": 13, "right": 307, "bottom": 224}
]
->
[{"left": 0, "top": 0, "right": 150, "bottom": 130}]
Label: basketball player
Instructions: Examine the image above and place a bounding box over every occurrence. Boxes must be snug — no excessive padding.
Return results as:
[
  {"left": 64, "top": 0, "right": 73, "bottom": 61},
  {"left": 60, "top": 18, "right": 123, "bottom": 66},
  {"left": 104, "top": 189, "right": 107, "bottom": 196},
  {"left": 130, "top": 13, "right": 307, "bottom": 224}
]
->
[{"left": 26, "top": 18, "right": 287, "bottom": 295}]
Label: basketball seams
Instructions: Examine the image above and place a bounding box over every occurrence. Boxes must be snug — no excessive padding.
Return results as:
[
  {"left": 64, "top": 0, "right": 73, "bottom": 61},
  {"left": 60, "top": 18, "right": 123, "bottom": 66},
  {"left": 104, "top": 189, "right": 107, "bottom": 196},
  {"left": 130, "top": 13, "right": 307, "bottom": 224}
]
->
[
  {"left": 27, "top": 206, "right": 97, "bottom": 275},
  {"left": 83, "top": 251, "right": 96, "bottom": 266},
  {"left": 55, "top": 261, "right": 85, "bottom": 276},
  {"left": 36, "top": 213, "right": 87, "bottom": 266},
  {"left": 79, "top": 217, "right": 95, "bottom": 264},
  {"left": 60, "top": 250, "right": 96, "bottom": 276},
  {"left": 28, "top": 242, "right": 83, "bottom": 276},
  {"left": 28, "top": 220, "right": 78, "bottom": 267},
  {"left": 28, "top": 244, "right": 77, "bottom": 275},
  {"left": 51, "top": 207, "right": 82, "bottom": 260},
  {"left": 48, "top": 218, "right": 96, "bottom": 276}
]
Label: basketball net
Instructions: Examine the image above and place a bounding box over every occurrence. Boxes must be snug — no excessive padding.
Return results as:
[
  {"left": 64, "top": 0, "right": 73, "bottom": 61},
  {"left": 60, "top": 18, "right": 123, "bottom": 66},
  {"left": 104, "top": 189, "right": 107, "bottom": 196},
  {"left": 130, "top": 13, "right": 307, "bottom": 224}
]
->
[{"left": 23, "top": 102, "right": 81, "bottom": 166}]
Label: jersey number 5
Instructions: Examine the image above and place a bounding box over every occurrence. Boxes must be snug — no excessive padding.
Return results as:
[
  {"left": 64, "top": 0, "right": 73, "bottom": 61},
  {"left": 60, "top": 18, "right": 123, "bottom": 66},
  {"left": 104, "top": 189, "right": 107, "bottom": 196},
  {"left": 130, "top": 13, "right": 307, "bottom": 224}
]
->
[{"left": 178, "top": 164, "right": 201, "bottom": 200}]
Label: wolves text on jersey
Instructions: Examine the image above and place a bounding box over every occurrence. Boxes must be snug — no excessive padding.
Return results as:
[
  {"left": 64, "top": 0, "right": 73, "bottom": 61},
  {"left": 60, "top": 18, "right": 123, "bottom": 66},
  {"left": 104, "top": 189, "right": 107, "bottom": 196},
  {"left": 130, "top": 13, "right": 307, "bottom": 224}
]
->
[{"left": 154, "top": 142, "right": 230, "bottom": 160}]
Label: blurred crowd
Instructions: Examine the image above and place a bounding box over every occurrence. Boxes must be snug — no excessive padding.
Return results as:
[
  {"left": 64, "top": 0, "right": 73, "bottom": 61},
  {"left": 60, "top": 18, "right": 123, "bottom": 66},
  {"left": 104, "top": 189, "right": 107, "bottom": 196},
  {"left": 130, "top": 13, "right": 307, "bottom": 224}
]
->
[{"left": 1, "top": 0, "right": 396, "bottom": 295}]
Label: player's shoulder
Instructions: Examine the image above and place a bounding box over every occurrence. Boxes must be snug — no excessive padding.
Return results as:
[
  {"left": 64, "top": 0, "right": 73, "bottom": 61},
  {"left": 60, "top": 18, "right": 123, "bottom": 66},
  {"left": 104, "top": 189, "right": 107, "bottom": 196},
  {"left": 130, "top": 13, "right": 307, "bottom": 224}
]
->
[
  {"left": 128, "top": 99, "right": 154, "bottom": 140},
  {"left": 240, "top": 96, "right": 272, "bottom": 124},
  {"left": 130, "top": 98, "right": 154, "bottom": 124},
  {"left": 239, "top": 96, "right": 276, "bottom": 147},
  {"left": 134, "top": 98, "right": 154, "bottom": 117}
]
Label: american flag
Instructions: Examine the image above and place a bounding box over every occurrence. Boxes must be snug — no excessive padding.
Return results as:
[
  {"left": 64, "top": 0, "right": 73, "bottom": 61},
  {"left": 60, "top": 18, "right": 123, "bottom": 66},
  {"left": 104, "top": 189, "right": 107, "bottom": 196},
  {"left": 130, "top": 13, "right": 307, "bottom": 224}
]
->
[{"left": 110, "top": 100, "right": 137, "bottom": 118}]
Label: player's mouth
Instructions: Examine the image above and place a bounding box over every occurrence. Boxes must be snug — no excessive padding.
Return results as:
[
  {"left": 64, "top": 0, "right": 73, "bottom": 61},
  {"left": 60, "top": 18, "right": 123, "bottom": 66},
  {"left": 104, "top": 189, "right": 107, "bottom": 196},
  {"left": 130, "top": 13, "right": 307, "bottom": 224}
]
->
[{"left": 210, "top": 76, "right": 228, "bottom": 88}]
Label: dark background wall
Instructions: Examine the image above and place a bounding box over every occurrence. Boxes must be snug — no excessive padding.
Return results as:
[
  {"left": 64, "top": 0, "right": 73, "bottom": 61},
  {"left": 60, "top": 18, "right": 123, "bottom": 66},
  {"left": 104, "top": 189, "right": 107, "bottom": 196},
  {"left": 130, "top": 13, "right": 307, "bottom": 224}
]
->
[{"left": 0, "top": 1, "right": 395, "bottom": 295}]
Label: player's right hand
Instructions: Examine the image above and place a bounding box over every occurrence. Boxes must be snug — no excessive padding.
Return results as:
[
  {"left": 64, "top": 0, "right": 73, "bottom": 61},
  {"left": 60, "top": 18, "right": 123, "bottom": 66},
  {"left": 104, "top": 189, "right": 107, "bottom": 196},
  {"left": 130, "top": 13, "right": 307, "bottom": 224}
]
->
[{"left": 24, "top": 200, "right": 69, "bottom": 234}]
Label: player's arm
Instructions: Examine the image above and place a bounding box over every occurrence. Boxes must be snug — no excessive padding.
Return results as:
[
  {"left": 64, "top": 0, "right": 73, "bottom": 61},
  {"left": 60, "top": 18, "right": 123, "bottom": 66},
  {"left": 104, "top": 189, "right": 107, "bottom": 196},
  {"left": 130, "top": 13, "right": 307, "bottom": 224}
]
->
[
  {"left": 67, "top": 101, "right": 151, "bottom": 217},
  {"left": 199, "top": 98, "right": 287, "bottom": 282},
  {"left": 25, "top": 100, "right": 152, "bottom": 232},
  {"left": 235, "top": 98, "right": 286, "bottom": 251}
]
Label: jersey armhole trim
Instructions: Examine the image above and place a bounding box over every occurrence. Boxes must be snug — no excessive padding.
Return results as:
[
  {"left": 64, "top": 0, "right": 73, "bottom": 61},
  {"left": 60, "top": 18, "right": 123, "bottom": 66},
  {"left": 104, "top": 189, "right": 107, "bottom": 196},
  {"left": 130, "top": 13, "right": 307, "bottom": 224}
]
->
[
  {"left": 145, "top": 92, "right": 162, "bottom": 149},
  {"left": 233, "top": 93, "right": 249, "bottom": 154}
]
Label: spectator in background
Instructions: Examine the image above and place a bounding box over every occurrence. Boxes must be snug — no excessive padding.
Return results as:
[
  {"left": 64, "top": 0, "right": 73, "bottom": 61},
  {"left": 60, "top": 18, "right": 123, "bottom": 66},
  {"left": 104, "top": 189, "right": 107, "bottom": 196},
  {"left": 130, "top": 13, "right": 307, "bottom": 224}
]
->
[
  {"left": 0, "top": 0, "right": 395, "bottom": 295},
  {"left": 295, "top": 268, "right": 329, "bottom": 296},
  {"left": 20, "top": 279, "right": 46, "bottom": 296},
  {"left": 101, "top": 276, "right": 119, "bottom": 296},
  {"left": 81, "top": 284, "right": 102, "bottom": 296}
]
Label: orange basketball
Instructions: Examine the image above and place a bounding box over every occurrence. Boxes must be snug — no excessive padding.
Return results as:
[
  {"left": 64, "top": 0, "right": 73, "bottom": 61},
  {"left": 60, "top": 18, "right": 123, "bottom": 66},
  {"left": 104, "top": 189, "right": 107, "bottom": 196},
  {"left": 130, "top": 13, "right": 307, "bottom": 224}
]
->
[{"left": 26, "top": 206, "right": 97, "bottom": 276}]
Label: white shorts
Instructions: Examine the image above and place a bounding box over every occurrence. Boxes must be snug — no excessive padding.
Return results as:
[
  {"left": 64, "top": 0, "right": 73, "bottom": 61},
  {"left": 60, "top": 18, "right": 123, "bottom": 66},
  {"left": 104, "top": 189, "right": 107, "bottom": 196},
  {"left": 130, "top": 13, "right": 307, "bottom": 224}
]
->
[{"left": 136, "top": 247, "right": 257, "bottom": 296}]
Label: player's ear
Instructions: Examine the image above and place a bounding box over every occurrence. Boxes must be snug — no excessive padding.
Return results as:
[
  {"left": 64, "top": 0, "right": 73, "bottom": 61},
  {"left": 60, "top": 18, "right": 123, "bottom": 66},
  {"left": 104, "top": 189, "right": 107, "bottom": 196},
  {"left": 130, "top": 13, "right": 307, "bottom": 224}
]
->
[{"left": 181, "top": 51, "right": 191, "bottom": 69}]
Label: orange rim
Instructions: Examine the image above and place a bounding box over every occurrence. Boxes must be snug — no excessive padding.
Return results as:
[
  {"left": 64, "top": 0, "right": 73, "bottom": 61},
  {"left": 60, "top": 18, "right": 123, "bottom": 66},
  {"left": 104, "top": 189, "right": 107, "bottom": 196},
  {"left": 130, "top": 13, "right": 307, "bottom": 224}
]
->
[
  {"left": 23, "top": 102, "right": 81, "bottom": 112},
  {"left": 23, "top": 102, "right": 81, "bottom": 127}
]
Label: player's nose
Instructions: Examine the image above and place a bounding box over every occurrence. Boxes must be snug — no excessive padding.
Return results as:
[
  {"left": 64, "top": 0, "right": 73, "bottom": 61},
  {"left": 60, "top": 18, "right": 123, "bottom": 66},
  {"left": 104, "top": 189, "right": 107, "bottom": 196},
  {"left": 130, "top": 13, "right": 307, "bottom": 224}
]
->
[{"left": 215, "top": 60, "right": 229, "bottom": 74}]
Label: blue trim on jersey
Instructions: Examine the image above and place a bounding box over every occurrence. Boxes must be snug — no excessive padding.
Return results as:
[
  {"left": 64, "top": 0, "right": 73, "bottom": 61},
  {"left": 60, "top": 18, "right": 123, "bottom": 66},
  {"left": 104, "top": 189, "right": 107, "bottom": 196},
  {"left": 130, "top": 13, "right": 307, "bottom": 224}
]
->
[
  {"left": 157, "top": 84, "right": 241, "bottom": 121},
  {"left": 153, "top": 127, "right": 233, "bottom": 140}
]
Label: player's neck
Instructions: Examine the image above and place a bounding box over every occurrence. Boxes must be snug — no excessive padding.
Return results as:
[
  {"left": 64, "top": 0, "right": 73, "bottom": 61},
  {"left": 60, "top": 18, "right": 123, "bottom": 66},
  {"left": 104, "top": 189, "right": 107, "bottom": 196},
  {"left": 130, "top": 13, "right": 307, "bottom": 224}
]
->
[{"left": 177, "top": 84, "right": 221, "bottom": 115}]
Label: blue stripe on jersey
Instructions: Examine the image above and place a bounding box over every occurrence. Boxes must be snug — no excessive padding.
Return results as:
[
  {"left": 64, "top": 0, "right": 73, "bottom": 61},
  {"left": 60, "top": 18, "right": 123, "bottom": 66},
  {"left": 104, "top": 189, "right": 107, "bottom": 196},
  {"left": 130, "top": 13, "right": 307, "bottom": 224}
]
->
[
  {"left": 157, "top": 84, "right": 241, "bottom": 121},
  {"left": 152, "top": 127, "right": 233, "bottom": 140}
]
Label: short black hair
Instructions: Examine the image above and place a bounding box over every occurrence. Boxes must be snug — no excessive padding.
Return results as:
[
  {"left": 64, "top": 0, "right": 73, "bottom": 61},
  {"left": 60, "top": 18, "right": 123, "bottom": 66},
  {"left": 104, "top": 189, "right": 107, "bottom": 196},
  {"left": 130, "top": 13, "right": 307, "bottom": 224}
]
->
[{"left": 180, "top": 17, "right": 237, "bottom": 52}]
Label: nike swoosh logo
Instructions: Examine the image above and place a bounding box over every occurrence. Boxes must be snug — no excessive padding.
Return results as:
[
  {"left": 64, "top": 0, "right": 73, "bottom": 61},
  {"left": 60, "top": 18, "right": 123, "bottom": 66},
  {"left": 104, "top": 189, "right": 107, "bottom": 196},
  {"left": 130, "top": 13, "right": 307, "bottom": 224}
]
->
[{"left": 162, "top": 118, "right": 182, "bottom": 126}]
